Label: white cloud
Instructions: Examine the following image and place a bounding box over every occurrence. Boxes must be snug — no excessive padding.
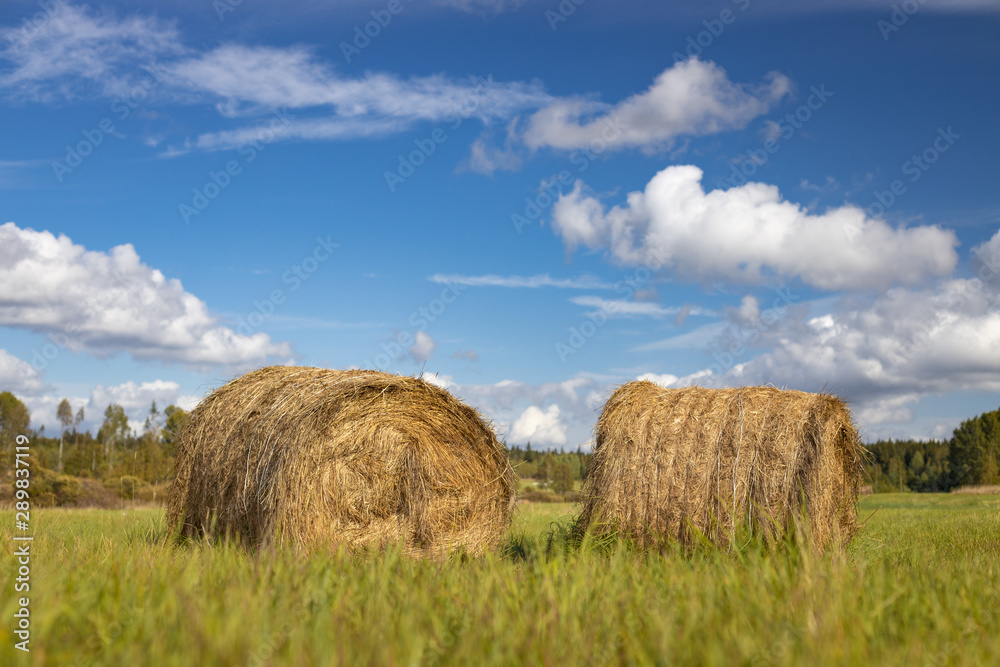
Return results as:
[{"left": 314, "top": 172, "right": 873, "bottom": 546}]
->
[
  {"left": 0, "top": 7, "right": 802, "bottom": 169},
  {"left": 636, "top": 372, "right": 679, "bottom": 387},
  {"left": 0, "top": 349, "right": 46, "bottom": 394},
  {"left": 0, "top": 5, "right": 551, "bottom": 150},
  {"left": 509, "top": 404, "right": 567, "bottom": 446},
  {"left": 440, "top": 374, "right": 610, "bottom": 448},
  {"left": 569, "top": 296, "right": 677, "bottom": 319},
  {"left": 419, "top": 371, "right": 454, "bottom": 390},
  {"left": 0, "top": 11, "right": 796, "bottom": 164},
  {"left": 735, "top": 295, "right": 760, "bottom": 323},
  {"left": 17, "top": 377, "right": 203, "bottom": 435},
  {"left": 408, "top": 331, "right": 436, "bottom": 363},
  {"left": 973, "top": 229, "right": 1000, "bottom": 273},
  {"left": 87, "top": 379, "right": 196, "bottom": 432},
  {"left": 632, "top": 321, "right": 729, "bottom": 351},
  {"left": 431, "top": 0, "right": 526, "bottom": 12},
  {"left": 0, "top": 2, "right": 181, "bottom": 102},
  {"left": 429, "top": 273, "right": 610, "bottom": 289},
  {"left": 672, "top": 275, "right": 1000, "bottom": 428},
  {"left": 465, "top": 124, "right": 524, "bottom": 175},
  {"left": 169, "top": 45, "right": 551, "bottom": 121},
  {"left": 551, "top": 165, "right": 959, "bottom": 290},
  {"left": 0, "top": 223, "right": 291, "bottom": 368},
  {"left": 522, "top": 58, "right": 791, "bottom": 152},
  {"left": 186, "top": 116, "right": 404, "bottom": 153}
]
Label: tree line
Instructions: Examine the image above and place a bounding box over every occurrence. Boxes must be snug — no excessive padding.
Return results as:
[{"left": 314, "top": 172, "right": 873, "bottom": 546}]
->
[
  {"left": 865, "top": 405, "right": 1000, "bottom": 492},
  {"left": 2, "top": 388, "right": 999, "bottom": 494},
  {"left": 0, "top": 391, "right": 187, "bottom": 486}
]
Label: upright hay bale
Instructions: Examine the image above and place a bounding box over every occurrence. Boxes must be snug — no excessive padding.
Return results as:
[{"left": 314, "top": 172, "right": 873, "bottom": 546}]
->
[
  {"left": 577, "top": 382, "right": 864, "bottom": 550},
  {"left": 168, "top": 367, "right": 515, "bottom": 556}
]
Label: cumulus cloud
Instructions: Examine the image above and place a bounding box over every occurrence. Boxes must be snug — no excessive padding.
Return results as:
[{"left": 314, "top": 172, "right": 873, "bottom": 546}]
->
[
  {"left": 0, "top": 223, "right": 291, "bottom": 368},
  {"left": 419, "top": 371, "right": 454, "bottom": 390},
  {"left": 18, "top": 377, "right": 202, "bottom": 434},
  {"left": 522, "top": 58, "right": 791, "bottom": 152},
  {"left": 551, "top": 165, "right": 959, "bottom": 290},
  {"left": 668, "top": 274, "right": 1000, "bottom": 432},
  {"left": 408, "top": 331, "right": 436, "bottom": 363},
  {"left": 441, "top": 375, "right": 609, "bottom": 448},
  {"left": 0, "top": 349, "right": 46, "bottom": 394},
  {"left": 88, "top": 379, "right": 198, "bottom": 431},
  {"left": 973, "top": 228, "right": 1000, "bottom": 273},
  {"left": 636, "top": 372, "right": 679, "bottom": 387},
  {"left": 510, "top": 404, "right": 567, "bottom": 447}
]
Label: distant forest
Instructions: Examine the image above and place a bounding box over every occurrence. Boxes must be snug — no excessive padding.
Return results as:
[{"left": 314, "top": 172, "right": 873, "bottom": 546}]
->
[
  {"left": 1, "top": 389, "right": 998, "bottom": 503},
  {"left": 865, "top": 405, "right": 1000, "bottom": 492}
]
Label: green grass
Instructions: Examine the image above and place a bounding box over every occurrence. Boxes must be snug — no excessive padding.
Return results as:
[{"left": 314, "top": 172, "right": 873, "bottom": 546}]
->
[{"left": 2, "top": 495, "right": 998, "bottom": 666}]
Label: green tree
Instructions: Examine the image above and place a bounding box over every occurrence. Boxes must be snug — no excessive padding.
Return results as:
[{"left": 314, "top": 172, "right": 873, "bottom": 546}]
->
[
  {"left": 143, "top": 401, "right": 162, "bottom": 439},
  {"left": 552, "top": 462, "right": 574, "bottom": 494},
  {"left": 100, "top": 404, "right": 130, "bottom": 471},
  {"left": 0, "top": 391, "right": 31, "bottom": 471},
  {"left": 950, "top": 407, "right": 1000, "bottom": 486},
  {"left": 161, "top": 405, "right": 188, "bottom": 451},
  {"left": 57, "top": 398, "right": 73, "bottom": 472}
]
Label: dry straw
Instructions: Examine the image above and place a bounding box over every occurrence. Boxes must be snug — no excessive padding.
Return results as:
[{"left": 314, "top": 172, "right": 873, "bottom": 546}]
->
[
  {"left": 168, "top": 366, "right": 515, "bottom": 556},
  {"left": 577, "top": 382, "right": 864, "bottom": 550}
]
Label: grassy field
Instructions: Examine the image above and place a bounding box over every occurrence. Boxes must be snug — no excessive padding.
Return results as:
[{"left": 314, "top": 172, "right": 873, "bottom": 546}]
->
[{"left": 2, "top": 494, "right": 998, "bottom": 666}]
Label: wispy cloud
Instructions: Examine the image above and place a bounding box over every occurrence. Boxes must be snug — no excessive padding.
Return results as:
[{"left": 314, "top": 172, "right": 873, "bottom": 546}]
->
[
  {"left": 0, "top": 5, "right": 800, "bottom": 168},
  {"left": 569, "top": 295, "right": 716, "bottom": 319},
  {"left": 631, "top": 321, "right": 729, "bottom": 351},
  {"left": 429, "top": 273, "right": 611, "bottom": 289},
  {"left": 0, "top": 2, "right": 181, "bottom": 102}
]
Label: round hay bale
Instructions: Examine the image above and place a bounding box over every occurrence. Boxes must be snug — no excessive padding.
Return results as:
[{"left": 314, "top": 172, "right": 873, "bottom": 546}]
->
[
  {"left": 577, "top": 382, "right": 864, "bottom": 550},
  {"left": 168, "top": 366, "right": 515, "bottom": 556}
]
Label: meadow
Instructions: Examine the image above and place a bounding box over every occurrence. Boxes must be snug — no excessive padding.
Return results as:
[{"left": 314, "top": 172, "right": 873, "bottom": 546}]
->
[{"left": 1, "top": 494, "right": 998, "bottom": 666}]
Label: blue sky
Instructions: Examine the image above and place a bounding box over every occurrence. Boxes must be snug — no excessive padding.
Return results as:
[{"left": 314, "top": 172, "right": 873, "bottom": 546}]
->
[{"left": 1, "top": 0, "right": 998, "bottom": 447}]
